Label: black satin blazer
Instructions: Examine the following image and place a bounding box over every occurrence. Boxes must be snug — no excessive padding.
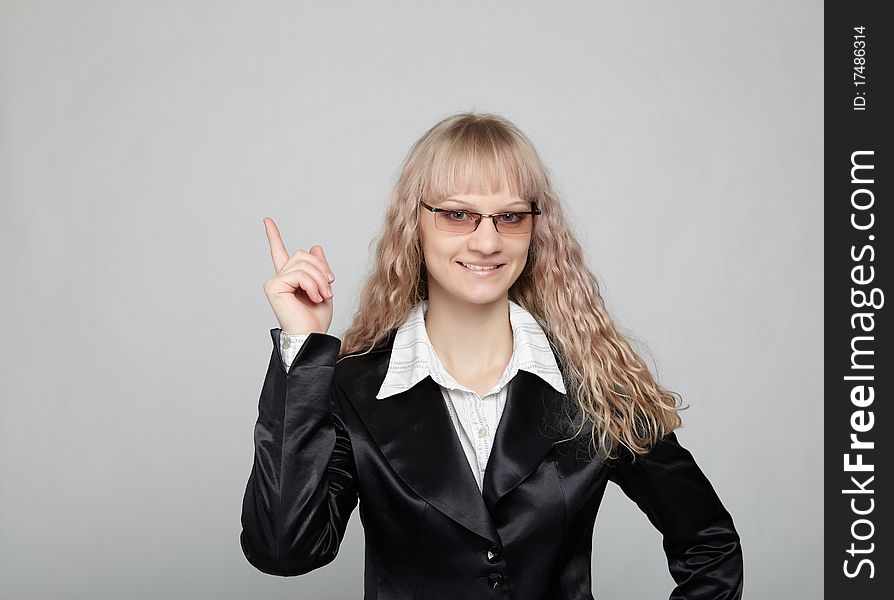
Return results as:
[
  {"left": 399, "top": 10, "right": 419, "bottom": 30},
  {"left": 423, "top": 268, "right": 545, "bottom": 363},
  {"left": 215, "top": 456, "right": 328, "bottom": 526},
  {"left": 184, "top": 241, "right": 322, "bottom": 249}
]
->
[{"left": 240, "top": 330, "right": 744, "bottom": 599}]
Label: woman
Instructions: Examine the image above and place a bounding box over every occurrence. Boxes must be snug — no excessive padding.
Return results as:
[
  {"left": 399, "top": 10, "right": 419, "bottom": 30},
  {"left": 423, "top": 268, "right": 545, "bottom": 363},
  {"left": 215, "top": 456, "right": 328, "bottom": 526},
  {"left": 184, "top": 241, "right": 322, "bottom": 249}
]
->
[{"left": 240, "top": 112, "right": 744, "bottom": 599}]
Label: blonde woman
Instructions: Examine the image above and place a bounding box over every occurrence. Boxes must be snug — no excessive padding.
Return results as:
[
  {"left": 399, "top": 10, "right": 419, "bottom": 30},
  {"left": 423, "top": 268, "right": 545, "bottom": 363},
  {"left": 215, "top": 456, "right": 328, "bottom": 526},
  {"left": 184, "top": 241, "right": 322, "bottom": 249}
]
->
[{"left": 240, "top": 112, "right": 744, "bottom": 599}]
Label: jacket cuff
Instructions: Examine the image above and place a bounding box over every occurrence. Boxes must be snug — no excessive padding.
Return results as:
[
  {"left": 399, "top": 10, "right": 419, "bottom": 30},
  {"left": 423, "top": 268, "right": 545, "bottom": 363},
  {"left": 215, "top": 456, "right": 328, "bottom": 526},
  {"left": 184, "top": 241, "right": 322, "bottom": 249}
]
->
[{"left": 270, "top": 328, "right": 342, "bottom": 373}]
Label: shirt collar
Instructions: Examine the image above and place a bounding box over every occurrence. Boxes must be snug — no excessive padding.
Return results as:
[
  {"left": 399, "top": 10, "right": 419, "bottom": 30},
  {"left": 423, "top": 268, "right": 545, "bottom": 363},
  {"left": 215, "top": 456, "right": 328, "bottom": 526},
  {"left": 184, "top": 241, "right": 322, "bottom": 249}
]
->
[{"left": 375, "top": 299, "right": 567, "bottom": 399}]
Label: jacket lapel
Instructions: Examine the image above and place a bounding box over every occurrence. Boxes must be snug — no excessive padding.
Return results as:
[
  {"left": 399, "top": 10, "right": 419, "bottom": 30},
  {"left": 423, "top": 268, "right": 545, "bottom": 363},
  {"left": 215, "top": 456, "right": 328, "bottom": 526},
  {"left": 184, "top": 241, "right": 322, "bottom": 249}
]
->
[
  {"left": 346, "top": 331, "right": 570, "bottom": 544},
  {"left": 358, "top": 372, "right": 501, "bottom": 544},
  {"left": 482, "top": 370, "right": 569, "bottom": 512}
]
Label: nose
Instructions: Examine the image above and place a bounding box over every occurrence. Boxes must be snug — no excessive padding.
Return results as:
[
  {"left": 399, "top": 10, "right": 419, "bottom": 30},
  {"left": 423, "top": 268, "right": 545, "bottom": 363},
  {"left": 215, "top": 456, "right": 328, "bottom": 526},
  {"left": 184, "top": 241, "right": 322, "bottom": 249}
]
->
[{"left": 467, "top": 216, "right": 504, "bottom": 253}]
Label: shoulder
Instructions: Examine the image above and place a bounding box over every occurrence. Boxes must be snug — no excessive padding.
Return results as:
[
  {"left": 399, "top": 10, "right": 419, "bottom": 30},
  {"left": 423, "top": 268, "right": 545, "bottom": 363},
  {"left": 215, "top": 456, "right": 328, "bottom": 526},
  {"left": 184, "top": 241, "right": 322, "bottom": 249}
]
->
[
  {"left": 334, "top": 350, "right": 389, "bottom": 382},
  {"left": 608, "top": 429, "right": 687, "bottom": 468}
]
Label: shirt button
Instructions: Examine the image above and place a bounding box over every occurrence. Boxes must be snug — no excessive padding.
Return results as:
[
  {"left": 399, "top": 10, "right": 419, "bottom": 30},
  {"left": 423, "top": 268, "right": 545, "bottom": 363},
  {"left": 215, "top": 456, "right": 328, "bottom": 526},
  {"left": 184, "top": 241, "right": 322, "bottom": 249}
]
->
[
  {"left": 486, "top": 545, "right": 503, "bottom": 563},
  {"left": 478, "top": 426, "right": 488, "bottom": 438},
  {"left": 282, "top": 337, "right": 291, "bottom": 349}
]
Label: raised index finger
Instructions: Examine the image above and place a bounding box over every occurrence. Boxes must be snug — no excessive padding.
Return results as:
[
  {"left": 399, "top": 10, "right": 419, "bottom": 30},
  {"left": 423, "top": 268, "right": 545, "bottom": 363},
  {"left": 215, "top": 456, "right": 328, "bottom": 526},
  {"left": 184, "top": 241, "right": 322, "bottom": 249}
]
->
[{"left": 263, "top": 217, "right": 290, "bottom": 273}]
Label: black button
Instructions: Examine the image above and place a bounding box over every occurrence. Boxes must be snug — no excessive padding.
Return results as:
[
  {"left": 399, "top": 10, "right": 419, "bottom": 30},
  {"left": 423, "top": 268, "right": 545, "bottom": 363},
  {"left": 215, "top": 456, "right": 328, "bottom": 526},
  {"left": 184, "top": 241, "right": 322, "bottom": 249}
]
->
[
  {"left": 486, "top": 545, "right": 503, "bottom": 563},
  {"left": 487, "top": 572, "right": 504, "bottom": 589}
]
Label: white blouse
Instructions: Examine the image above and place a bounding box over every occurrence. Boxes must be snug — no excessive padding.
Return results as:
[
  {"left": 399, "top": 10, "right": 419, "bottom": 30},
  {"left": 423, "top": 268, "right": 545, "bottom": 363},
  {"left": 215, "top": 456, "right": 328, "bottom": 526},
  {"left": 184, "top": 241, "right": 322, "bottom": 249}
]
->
[{"left": 278, "top": 299, "right": 567, "bottom": 493}]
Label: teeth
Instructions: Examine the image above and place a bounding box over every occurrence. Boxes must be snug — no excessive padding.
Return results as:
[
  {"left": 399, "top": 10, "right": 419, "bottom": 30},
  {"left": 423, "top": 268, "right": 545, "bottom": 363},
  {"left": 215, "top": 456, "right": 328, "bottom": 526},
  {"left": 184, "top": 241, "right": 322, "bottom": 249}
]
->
[{"left": 461, "top": 262, "right": 500, "bottom": 271}]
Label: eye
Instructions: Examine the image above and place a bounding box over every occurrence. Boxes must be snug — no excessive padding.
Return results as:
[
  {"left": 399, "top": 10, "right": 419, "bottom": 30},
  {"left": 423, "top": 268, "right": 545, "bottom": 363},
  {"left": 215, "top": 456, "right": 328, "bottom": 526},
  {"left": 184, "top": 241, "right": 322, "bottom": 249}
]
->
[
  {"left": 446, "top": 211, "right": 473, "bottom": 221},
  {"left": 497, "top": 213, "right": 523, "bottom": 223}
]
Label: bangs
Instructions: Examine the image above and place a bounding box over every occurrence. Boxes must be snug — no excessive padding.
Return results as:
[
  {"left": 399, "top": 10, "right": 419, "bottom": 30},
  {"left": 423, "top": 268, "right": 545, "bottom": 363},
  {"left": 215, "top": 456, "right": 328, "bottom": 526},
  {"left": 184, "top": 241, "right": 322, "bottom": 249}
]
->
[{"left": 423, "top": 123, "right": 544, "bottom": 204}]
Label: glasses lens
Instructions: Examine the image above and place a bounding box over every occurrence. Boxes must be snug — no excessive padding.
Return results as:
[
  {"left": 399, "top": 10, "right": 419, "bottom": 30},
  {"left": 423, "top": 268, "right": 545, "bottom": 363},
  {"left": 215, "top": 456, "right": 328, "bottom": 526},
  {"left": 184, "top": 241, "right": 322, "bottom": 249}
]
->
[
  {"left": 494, "top": 213, "right": 532, "bottom": 233},
  {"left": 435, "top": 210, "right": 478, "bottom": 232},
  {"left": 434, "top": 211, "right": 533, "bottom": 234}
]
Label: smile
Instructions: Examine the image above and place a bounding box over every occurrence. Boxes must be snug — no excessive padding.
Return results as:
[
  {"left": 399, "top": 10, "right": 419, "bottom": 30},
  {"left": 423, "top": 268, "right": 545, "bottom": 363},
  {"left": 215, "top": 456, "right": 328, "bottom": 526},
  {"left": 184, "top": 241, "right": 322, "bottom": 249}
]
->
[{"left": 457, "top": 261, "right": 505, "bottom": 275}]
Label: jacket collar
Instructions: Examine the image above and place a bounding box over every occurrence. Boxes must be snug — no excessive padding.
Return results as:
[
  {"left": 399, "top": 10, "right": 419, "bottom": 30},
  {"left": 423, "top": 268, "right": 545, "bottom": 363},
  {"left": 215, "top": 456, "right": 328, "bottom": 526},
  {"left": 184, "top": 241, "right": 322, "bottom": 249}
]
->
[
  {"left": 375, "top": 299, "right": 566, "bottom": 399},
  {"left": 343, "top": 302, "right": 575, "bottom": 545}
]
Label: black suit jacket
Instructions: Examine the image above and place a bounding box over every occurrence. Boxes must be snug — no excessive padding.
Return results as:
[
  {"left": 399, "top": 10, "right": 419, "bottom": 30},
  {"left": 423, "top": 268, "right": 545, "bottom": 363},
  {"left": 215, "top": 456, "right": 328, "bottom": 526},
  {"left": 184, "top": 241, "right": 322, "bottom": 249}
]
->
[{"left": 240, "top": 329, "right": 744, "bottom": 599}]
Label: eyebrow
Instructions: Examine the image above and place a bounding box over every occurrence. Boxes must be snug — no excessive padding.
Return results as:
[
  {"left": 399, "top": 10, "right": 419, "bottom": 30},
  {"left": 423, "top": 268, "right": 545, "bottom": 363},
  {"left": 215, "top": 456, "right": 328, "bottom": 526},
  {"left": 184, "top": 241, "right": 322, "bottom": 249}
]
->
[{"left": 443, "top": 198, "right": 530, "bottom": 210}]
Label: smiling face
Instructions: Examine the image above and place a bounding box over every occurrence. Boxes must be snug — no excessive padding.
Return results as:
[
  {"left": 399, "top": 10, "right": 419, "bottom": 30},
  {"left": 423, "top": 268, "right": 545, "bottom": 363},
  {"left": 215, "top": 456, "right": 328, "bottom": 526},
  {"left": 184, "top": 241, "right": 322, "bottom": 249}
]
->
[{"left": 418, "top": 188, "right": 533, "bottom": 307}]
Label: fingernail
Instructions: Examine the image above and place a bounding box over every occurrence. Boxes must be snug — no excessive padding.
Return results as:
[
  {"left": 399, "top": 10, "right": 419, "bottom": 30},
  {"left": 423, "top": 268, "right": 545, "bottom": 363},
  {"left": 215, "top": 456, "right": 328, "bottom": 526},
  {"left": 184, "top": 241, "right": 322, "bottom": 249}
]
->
[{"left": 327, "top": 272, "right": 335, "bottom": 282}]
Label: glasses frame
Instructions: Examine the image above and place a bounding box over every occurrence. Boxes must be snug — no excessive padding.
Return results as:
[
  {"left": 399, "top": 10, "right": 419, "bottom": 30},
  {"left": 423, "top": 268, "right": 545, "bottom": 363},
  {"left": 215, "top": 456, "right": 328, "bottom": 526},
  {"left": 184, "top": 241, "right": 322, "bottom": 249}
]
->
[{"left": 419, "top": 199, "right": 542, "bottom": 234}]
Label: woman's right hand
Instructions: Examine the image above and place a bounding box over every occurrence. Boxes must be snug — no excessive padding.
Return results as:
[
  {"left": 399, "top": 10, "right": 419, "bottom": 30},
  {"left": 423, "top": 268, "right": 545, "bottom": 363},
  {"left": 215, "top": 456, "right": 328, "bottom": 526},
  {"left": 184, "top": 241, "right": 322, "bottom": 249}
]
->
[{"left": 262, "top": 217, "right": 335, "bottom": 335}]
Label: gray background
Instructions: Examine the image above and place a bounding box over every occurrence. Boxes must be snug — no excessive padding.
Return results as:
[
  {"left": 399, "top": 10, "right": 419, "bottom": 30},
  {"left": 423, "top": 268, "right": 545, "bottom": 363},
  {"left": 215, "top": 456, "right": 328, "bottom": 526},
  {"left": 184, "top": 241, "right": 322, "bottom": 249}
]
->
[{"left": 0, "top": 1, "right": 822, "bottom": 598}]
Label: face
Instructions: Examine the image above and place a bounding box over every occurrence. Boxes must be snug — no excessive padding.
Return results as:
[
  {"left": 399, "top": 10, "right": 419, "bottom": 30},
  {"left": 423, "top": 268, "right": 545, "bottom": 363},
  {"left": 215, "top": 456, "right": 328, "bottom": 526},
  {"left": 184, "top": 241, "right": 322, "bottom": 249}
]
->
[{"left": 418, "top": 189, "right": 533, "bottom": 306}]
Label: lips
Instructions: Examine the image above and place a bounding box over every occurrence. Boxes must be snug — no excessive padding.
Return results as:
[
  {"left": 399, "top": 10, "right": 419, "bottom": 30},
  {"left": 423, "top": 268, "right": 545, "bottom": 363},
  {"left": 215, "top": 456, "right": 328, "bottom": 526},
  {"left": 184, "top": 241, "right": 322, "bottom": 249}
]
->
[{"left": 457, "top": 261, "right": 505, "bottom": 271}]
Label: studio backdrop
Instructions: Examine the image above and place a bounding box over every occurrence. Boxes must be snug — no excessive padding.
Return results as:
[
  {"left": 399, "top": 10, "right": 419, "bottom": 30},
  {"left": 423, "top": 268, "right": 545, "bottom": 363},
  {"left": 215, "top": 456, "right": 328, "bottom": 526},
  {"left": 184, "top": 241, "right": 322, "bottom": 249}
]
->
[{"left": 0, "top": 1, "right": 822, "bottom": 598}]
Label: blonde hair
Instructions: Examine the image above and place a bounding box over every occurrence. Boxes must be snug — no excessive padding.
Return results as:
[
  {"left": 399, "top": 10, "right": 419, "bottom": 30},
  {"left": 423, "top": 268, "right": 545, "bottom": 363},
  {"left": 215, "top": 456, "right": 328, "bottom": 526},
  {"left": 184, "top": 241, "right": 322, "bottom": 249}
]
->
[{"left": 339, "top": 111, "right": 685, "bottom": 460}]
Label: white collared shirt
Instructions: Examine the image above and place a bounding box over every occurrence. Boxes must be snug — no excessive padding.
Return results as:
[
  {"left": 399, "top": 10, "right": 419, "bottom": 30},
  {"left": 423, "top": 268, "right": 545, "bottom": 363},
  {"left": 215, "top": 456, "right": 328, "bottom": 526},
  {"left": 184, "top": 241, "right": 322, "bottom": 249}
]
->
[{"left": 278, "top": 299, "right": 567, "bottom": 493}]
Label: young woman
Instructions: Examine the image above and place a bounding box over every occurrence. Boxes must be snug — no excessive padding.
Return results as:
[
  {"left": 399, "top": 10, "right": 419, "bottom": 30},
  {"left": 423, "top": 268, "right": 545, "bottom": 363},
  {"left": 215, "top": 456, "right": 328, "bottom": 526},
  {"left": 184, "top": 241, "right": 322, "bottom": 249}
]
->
[{"left": 240, "top": 112, "right": 744, "bottom": 599}]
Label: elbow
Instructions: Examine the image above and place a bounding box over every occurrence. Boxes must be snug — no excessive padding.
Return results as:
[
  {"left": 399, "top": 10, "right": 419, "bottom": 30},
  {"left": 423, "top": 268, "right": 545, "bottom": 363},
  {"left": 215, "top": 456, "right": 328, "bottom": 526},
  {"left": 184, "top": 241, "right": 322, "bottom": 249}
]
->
[
  {"left": 240, "top": 529, "right": 339, "bottom": 577},
  {"left": 727, "top": 535, "right": 745, "bottom": 597},
  {"left": 665, "top": 527, "right": 744, "bottom": 599}
]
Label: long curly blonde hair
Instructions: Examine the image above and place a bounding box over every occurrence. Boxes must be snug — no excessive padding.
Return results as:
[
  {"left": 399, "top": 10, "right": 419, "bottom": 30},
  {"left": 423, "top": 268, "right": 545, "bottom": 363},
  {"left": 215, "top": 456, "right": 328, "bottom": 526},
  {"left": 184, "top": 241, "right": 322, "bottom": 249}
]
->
[{"left": 339, "top": 111, "right": 685, "bottom": 460}]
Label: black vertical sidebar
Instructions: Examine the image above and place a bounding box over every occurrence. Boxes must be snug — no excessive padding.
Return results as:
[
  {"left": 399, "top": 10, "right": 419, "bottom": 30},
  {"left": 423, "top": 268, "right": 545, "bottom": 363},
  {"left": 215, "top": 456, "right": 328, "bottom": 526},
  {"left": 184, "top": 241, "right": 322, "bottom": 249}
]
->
[{"left": 826, "top": 3, "right": 891, "bottom": 598}]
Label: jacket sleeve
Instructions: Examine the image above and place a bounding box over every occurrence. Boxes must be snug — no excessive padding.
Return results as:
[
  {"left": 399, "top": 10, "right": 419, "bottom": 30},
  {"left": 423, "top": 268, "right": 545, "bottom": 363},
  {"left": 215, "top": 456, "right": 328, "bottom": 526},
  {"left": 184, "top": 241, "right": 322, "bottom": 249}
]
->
[
  {"left": 240, "top": 329, "right": 359, "bottom": 576},
  {"left": 607, "top": 431, "right": 744, "bottom": 599}
]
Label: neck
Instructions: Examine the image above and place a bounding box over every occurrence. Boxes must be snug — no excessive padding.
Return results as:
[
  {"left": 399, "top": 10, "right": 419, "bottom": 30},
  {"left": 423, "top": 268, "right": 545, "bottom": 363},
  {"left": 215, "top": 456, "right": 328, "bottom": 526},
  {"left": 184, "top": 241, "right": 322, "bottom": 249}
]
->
[{"left": 422, "top": 290, "right": 514, "bottom": 377}]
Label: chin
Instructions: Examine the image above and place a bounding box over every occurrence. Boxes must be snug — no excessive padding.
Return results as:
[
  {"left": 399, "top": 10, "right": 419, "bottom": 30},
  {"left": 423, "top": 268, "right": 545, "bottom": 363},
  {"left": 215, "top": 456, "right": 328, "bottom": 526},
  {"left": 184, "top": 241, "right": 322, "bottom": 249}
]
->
[{"left": 455, "top": 271, "right": 521, "bottom": 302}]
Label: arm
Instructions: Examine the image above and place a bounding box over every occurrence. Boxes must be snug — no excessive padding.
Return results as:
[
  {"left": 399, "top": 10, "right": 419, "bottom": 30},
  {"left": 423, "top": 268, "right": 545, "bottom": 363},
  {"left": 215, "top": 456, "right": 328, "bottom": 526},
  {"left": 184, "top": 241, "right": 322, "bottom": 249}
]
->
[
  {"left": 240, "top": 330, "right": 359, "bottom": 576},
  {"left": 607, "top": 431, "right": 744, "bottom": 600}
]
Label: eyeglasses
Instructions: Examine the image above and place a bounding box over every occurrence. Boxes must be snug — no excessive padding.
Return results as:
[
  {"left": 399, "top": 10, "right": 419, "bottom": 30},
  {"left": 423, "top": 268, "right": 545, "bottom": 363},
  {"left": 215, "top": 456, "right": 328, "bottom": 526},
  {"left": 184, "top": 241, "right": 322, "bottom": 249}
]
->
[{"left": 419, "top": 199, "right": 541, "bottom": 234}]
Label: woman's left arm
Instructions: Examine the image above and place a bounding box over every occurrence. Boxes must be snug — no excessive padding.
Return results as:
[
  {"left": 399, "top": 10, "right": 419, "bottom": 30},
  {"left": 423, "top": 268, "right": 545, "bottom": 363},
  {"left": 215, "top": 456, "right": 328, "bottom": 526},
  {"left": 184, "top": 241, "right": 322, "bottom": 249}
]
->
[{"left": 607, "top": 431, "right": 744, "bottom": 600}]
